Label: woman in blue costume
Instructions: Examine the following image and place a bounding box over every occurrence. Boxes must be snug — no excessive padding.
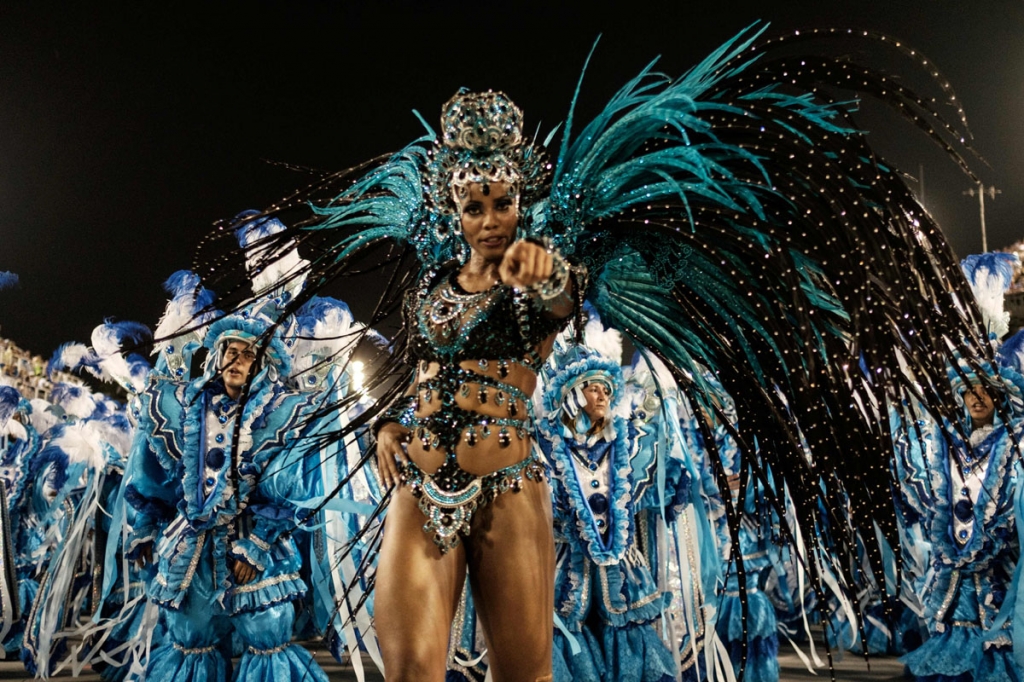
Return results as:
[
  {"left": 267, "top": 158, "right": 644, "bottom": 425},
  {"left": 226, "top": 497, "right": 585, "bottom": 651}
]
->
[
  {"left": 190, "top": 23, "right": 1002, "bottom": 682},
  {"left": 535, "top": 330, "right": 691, "bottom": 682},
  {"left": 123, "top": 313, "right": 330, "bottom": 682}
]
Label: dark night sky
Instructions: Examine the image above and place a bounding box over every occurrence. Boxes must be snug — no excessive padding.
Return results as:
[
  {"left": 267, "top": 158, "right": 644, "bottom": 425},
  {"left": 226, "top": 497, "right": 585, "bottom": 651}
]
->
[{"left": 1, "top": 1, "right": 1023, "bottom": 355}]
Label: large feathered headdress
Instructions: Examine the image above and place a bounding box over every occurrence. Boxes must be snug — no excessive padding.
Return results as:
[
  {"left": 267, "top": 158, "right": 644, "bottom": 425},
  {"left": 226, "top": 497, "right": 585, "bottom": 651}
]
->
[{"left": 541, "top": 310, "right": 624, "bottom": 432}]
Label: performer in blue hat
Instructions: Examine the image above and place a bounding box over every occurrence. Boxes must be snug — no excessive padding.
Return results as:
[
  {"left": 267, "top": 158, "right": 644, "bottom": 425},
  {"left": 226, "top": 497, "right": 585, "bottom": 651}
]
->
[
  {"left": 896, "top": 253, "right": 1024, "bottom": 682},
  {"left": 124, "top": 312, "right": 329, "bottom": 682}
]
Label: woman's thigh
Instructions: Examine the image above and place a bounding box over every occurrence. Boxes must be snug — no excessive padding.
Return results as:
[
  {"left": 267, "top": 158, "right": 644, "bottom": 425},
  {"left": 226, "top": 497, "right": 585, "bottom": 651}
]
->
[
  {"left": 467, "top": 478, "right": 555, "bottom": 682},
  {"left": 375, "top": 485, "right": 467, "bottom": 681}
]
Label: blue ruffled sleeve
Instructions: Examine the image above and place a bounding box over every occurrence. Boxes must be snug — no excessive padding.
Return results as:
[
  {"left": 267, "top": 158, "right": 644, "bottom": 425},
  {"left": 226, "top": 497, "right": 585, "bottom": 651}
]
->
[
  {"left": 891, "top": 406, "right": 939, "bottom": 524},
  {"left": 231, "top": 441, "right": 323, "bottom": 571},
  {"left": 123, "top": 419, "right": 177, "bottom": 559}
]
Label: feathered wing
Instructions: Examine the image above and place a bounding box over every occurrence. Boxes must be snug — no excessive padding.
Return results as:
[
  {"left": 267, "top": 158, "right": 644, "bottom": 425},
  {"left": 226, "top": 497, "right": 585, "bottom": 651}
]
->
[{"left": 547, "top": 23, "right": 992, "bottom": 626}]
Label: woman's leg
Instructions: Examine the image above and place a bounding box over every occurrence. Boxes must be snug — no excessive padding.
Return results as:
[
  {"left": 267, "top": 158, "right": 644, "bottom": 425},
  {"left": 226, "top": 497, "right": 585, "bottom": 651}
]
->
[
  {"left": 375, "top": 485, "right": 467, "bottom": 681},
  {"left": 467, "top": 478, "right": 555, "bottom": 682}
]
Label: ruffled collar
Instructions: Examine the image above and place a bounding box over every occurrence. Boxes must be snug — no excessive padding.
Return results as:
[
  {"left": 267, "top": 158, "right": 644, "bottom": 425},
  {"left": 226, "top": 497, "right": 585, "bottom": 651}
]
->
[
  {"left": 929, "top": 424, "right": 1017, "bottom": 568},
  {"left": 545, "top": 416, "right": 635, "bottom": 566},
  {"left": 178, "top": 378, "right": 279, "bottom": 527}
]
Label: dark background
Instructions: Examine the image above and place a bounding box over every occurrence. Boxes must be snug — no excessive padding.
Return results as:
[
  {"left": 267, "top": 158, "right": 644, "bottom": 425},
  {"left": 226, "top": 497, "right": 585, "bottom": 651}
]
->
[{"left": 2, "top": 1, "right": 1022, "bottom": 355}]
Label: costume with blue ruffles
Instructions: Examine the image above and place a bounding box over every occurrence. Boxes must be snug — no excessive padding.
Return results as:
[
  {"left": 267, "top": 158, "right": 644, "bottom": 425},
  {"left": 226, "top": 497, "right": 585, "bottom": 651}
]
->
[
  {"left": 536, "top": 339, "right": 694, "bottom": 682},
  {"left": 897, "top": 414, "right": 1022, "bottom": 682},
  {"left": 0, "top": 413, "right": 45, "bottom": 657},
  {"left": 124, "top": 364, "right": 328, "bottom": 682},
  {"left": 706, "top": 423, "right": 780, "bottom": 682},
  {"left": 540, "top": 416, "right": 684, "bottom": 682}
]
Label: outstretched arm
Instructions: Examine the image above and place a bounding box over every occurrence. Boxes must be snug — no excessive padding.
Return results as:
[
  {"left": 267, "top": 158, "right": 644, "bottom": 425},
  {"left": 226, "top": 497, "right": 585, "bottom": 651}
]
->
[{"left": 499, "top": 240, "right": 576, "bottom": 319}]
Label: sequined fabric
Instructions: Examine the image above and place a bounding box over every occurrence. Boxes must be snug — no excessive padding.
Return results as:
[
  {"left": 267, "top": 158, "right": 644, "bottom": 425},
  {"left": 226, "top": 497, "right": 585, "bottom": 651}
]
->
[{"left": 395, "top": 265, "right": 571, "bottom": 551}]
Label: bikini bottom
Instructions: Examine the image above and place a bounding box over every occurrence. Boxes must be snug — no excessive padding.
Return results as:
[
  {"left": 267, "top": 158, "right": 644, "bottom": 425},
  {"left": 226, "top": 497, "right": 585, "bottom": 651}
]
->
[{"left": 398, "top": 454, "right": 547, "bottom": 554}]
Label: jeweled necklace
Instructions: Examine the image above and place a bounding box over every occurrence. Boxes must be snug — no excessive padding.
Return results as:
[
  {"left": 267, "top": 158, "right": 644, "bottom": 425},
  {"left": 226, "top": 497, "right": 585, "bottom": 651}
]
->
[{"left": 427, "top": 272, "right": 499, "bottom": 325}]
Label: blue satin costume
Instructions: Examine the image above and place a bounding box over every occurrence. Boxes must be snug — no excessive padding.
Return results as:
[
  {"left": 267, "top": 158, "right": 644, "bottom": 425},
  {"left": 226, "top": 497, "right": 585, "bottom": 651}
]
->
[
  {"left": 897, "top": 413, "right": 1023, "bottom": 682},
  {"left": 536, "top": 345, "right": 695, "bottom": 682},
  {"left": 124, "top": 364, "right": 329, "bottom": 682}
]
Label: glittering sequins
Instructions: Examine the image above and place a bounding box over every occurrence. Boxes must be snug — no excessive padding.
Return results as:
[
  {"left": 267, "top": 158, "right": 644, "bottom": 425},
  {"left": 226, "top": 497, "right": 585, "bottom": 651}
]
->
[{"left": 400, "top": 455, "right": 546, "bottom": 553}]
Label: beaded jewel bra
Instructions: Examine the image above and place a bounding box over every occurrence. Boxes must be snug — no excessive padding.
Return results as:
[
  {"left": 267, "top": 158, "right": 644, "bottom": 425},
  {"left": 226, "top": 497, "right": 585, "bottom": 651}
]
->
[{"left": 397, "top": 268, "right": 570, "bottom": 552}]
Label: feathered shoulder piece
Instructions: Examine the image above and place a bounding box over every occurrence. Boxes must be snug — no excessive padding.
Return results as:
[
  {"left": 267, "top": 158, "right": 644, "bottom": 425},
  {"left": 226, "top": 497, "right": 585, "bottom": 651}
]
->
[
  {"left": 961, "top": 252, "right": 1020, "bottom": 340},
  {"left": 289, "top": 296, "right": 384, "bottom": 392},
  {"left": 153, "top": 269, "right": 218, "bottom": 378},
  {"left": 48, "top": 321, "right": 153, "bottom": 395}
]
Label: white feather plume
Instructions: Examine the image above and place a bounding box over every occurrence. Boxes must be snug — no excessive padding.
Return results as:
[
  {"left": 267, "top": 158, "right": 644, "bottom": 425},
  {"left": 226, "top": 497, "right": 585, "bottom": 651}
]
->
[
  {"left": 961, "top": 252, "right": 1021, "bottom": 340},
  {"left": 154, "top": 298, "right": 201, "bottom": 344},
  {"left": 582, "top": 314, "right": 624, "bottom": 365},
  {"left": 51, "top": 386, "right": 98, "bottom": 420},
  {"left": 51, "top": 422, "right": 109, "bottom": 472},
  {"left": 55, "top": 343, "right": 96, "bottom": 376},
  {"left": 28, "top": 399, "right": 61, "bottom": 434},
  {"left": 1, "top": 419, "right": 26, "bottom": 440},
  {"left": 250, "top": 244, "right": 309, "bottom": 298},
  {"left": 90, "top": 325, "right": 122, "bottom": 358},
  {"left": 291, "top": 302, "right": 365, "bottom": 377}
]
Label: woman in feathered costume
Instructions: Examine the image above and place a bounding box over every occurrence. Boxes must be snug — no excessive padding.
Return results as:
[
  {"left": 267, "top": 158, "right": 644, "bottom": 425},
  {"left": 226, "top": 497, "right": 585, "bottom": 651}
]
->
[{"left": 191, "top": 23, "right": 998, "bottom": 681}]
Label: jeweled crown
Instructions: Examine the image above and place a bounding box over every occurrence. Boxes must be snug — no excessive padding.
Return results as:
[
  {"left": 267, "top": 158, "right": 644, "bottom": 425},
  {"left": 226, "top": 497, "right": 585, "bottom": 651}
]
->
[{"left": 441, "top": 90, "right": 523, "bottom": 153}]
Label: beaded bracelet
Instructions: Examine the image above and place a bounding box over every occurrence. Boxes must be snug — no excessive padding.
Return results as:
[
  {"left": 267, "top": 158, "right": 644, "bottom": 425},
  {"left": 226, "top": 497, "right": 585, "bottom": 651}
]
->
[
  {"left": 372, "top": 394, "right": 416, "bottom": 437},
  {"left": 520, "top": 239, "right": 571, "bottom": 301}
]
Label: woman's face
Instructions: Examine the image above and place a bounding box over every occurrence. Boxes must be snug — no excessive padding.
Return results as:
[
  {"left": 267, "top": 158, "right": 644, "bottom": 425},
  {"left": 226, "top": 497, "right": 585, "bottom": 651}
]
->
[
  {"left": 581, "top": 382, "right": 612, "bottom": 423},
  {"left": 965, "top": 383, "right": 996, "bottom": 427},
  {"left": 457, "top": 181, "right": 518, "bottom": 261}
]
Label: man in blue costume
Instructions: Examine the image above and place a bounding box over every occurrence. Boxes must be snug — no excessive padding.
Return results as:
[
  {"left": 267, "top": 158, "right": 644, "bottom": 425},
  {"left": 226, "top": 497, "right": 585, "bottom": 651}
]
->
[
  {"left": 124, "top": 313, "right": 329, "bottom": 682},
  {"left": 896, "top": 253, "right": 1024, "bottom": 682},
  {"left": 896, "top": 372, "right": 1023, "bottom": 682},
  {"left": 536, "top": 325, "right": 709, "bottom": 682}
]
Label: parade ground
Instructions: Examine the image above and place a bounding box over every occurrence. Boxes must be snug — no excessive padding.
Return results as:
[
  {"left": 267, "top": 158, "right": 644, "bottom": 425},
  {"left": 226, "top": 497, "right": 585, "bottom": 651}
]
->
[{"left": 0, "top": 639, "right": 909, "bottom": 681}]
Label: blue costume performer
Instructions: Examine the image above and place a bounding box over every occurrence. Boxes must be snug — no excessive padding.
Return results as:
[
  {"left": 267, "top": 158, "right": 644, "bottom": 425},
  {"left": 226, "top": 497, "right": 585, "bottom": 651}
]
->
[
  {"left": 0, "top": 387, "right": 39, "bottom": 658},
  {"left": 1, "top": 382, "right": 100, "bottom": 666},
  {"left": 187, "top": 24, "right": 1003, "bottom": 681},
  {"left": 20, "top": 384, "right": 135, "bottom": 677},
  {"left": 536, "top": 327, "right": 694, "bottom": 682},
  {"left": 712, "top": 412, "right": 781, "bottom": 682},
  {"left": 897, "top": 253, "right": 1024, "bottom": 682},
  {"left": 23, "top": 320, "right": 158, "bottom": 680},
  {"left": 123, "top": 314, "right": 330, "bottom": 682}
]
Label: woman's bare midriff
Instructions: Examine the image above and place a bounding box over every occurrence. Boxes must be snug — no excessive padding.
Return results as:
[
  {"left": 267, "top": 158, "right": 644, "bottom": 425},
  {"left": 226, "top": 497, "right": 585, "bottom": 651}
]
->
[{"left": 407, "top": 358, "right": 539, "bottom": 475}]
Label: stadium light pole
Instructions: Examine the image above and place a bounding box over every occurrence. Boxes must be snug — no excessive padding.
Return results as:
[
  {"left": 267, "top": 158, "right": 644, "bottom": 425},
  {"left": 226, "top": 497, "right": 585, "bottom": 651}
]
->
[{"left": 963, "top": 182, "right": 1001, "bottom": 252}]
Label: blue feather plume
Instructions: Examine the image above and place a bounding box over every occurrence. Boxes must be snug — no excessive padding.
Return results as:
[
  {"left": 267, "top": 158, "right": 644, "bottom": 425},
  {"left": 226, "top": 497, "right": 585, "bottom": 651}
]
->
[
  {"left": 0, "top": 385, "right": 21, "bottom": 426},
  {"left": 100, "top": 319, "right": 153, "bottom": 348},
  {"left": 0, "top": 271, "right": 19, "bottom": 291},
  {"left": 961, "top": 252, "right": 1017, "bottom": 291}
]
